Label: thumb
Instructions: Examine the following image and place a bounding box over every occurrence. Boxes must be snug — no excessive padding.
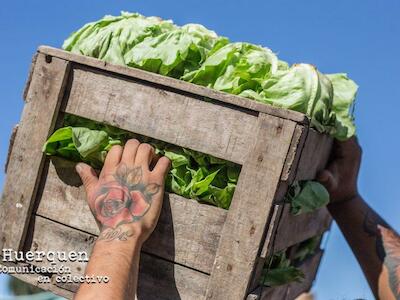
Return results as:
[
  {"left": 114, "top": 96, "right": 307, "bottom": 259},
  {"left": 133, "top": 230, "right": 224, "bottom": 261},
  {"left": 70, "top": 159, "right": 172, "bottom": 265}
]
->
[
  {"left": 316, "top": 170, "right": 337, "bottom": 192},
  {"left": 76, "top": 163, "right": 98, "bottom": 195}
]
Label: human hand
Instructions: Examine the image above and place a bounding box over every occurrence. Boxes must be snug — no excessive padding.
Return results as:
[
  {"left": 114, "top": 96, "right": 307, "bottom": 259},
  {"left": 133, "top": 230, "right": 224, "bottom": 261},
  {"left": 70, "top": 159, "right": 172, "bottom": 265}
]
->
[
  {"left": 316, "top": 137, "right": 362, "bottom": 204},
  {"left": 75, "top": 139, "right": 171, "bottom": 245}
]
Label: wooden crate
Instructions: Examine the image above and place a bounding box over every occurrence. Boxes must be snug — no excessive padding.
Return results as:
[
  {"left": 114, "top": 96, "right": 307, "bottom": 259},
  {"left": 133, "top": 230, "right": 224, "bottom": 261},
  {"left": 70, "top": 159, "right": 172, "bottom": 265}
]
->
[{"left": 0, "top": 46, "right": 333, "bottom": 300}]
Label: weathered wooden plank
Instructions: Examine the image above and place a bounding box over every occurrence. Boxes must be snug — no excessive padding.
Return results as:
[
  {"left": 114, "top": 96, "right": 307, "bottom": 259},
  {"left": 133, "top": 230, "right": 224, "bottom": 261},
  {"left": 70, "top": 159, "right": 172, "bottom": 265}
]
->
[
  {"left": 64, "top": 66, "right": 258, "bottom": 165},
  {"left": 249, "top": 204, "right": 282, "bottom": 291},
  {"left": 272, "top": 205, "right": 332, "bottom": 253},
  {"left": 280, "top": 125, "right": 308, "bottom": 182},
  {"left": 260, "top": 204, "right": 331, "bottom": 258},
  {"left": 295, "top": 129, "right": 333, "bottom": 181},
  {"left": 251, "top": 127, "right": 331, "bottom": 290},
  {"left": 27, "top": 216, "right": 209, "bottom": 300},
  {"left": 38, "top": 46, "right": 309, "bottom": 124},
  {"left": 22, "top": 52, "right": 38, "bottom": 102},
  {"left": 250, "top": 204, "right": 328, "bottom": 291},
  {"left": 0, "top": 54, "right": 70, "bottom": 252},
  {"left": 136, "top": 254, "right": 209, "bottom": 300},
  {"left": 51, "top": 252, "right": 209, "bottom": 300},
  {"left": 35, "top": 157, "right": 226, "bottom": 274},
  {"left": 4, "top": 124, "right": 18, "bottom": 173},
  {"left": 205, "top": 114, "right": 296, "bottom": 300}
]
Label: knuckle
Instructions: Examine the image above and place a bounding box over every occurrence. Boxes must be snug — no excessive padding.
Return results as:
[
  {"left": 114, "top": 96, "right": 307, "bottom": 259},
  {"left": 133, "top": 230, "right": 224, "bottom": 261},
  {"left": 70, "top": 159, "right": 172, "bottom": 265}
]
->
[
  {"left": 126, "top": 139, "right": 140, "bottom": 147},
  {"left": 139, "top": 143, "right": 154, "bottom": 153}
]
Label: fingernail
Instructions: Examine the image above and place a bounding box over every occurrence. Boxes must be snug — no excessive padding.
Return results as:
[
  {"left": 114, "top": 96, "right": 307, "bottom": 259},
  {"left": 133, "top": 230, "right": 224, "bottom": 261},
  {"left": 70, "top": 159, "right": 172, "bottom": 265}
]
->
[{"left": 76, "top": 163, "right": 83, "bottom": 173}]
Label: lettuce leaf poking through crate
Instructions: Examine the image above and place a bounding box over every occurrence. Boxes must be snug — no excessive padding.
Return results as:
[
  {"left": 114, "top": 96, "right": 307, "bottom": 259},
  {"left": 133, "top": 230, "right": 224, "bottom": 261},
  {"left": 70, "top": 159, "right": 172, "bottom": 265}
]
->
[
  {"left": 43, "top": 126, "right": 123, "bottom": 169},
  {"left": 286, "top": 181, "right": 330, "bottom": 215},
  {"left": 261, "top": 251, "right": 305, "bottom": 287},
  {"left": 43, "top": 116, "right": 241, "bottom": 209},
  {"left": 261, "top": 236, "right": 321, "bottom": 287},
  {"left": 292, "top": 235, "right": 321, "bottom": 262}
]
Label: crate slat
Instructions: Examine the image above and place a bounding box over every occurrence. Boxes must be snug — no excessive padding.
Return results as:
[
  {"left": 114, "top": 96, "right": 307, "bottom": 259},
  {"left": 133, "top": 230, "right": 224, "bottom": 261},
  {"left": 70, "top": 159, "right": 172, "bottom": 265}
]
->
[
  {"left": 272, "top": 205, "right": 331, "bottom": 253},
  {"left": 295, "top": 129, "right": 333, "bottom": 181},
  {"left": 260, "top": 204, "right": 332, "bottom": 256},
  {"left": 205, "top": 114, "right": 296, "bottom": 300},
  {"left": 64, "top": 66, "right": 258, "bottom": 165},
  {"left": 38, "top": 46, "right": 308, "bottom": 125},
  {"left": 36, "top": 158, "right": 227, "bottom": 274},
  {"left": 0, "top": 54, "right": 70, "bottom": 251},
  {"left": 27, "top": 216, "right": 209, "bottom": 300},
  {"left": 280, "top": 125, "right": 308, "bottom": 182}
]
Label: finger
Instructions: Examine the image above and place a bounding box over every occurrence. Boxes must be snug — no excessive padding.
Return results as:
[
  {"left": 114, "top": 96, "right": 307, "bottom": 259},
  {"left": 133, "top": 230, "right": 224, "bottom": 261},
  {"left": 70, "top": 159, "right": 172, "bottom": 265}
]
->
[
  {"left": 135, "top": 143, "right": 155, "bottom": 171},
  {"left": 316, "top": 170, "right": 337, "bottom": 192},
  {"left": 152, "top": 156, "right": 171, "bottom": 180},
  {"left": 100, "top": 145, "right": 123, "bottom": 178},
  {"left": 76, "top": 163, "right": 99, "bottom": 196},
  {"left": 120, "top": 139, "right": 140, "bottom": 167}
]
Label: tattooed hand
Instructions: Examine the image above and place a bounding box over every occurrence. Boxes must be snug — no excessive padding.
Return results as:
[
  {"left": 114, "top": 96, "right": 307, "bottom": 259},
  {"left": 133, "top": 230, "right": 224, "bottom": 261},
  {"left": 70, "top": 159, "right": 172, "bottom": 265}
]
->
[
  {"left": 75, "top": 139, "right": 171, "bottom": 244},
  {"left": 317, "top": 137, "right": 362, "bottom": 204}
]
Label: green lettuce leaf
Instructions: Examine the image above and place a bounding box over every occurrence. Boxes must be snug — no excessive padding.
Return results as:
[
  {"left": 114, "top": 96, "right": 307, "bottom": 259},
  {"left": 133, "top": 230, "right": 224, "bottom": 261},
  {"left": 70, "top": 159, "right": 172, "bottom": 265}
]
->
[
  {"left": 287, "top": 181, "right": 330, "bottom": 215},
  {"left": 43, "top": 126, "right": 122, "bottom": 169},
  {"left": 261, "top": 235, "right": 321, "bottom": 287},
  {"left": 63, "top": 12, "right": 358, "bottom": 140},
  {"left": 182, "top": 42, "right": 278, "bottom": 95},
  {"left": 240, "top": 64, "right": 335, "bottom": 134},
  {"left": 293, "top": 235, "right": 321, "bottom": 262},
  {"left": 261, "top": 266, "right": 304, "bottom": 287},
  {"left": 124, "top": 24, "right": 228, "bottom": 77},
  {"left": 44, "top": 116, "right": 240, "bottom": 209},
  {"left": 63, "top": 12, "right": 176, "bottom": 66},
  {"left": 261, "top": 252, "right": 304, "bottom": 287},
  {"left": 327, "top": 73, "right": 358, "bottom": 140}
]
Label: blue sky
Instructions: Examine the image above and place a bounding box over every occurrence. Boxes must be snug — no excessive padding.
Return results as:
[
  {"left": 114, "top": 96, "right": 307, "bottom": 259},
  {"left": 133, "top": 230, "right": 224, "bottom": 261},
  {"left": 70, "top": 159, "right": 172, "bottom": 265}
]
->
[{"left": 1, "top": 1, "right": 399, "bottom": 299}]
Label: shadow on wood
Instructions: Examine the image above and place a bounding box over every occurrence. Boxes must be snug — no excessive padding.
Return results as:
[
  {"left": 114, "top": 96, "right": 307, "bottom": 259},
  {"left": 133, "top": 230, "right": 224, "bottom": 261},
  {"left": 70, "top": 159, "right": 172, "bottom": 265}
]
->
[
  {"left": 50, "top": 156, "right": 82, "bottom": 187},
  {"left": 139, "top": 194, "right": 181, "bottom": 300}
]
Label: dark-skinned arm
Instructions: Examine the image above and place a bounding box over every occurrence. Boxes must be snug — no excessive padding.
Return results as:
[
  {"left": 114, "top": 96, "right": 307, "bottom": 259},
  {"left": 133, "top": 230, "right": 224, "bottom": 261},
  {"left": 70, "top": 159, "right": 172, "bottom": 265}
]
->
[{"left": 317, "top": 137, "right": 400, "bottom": 300}]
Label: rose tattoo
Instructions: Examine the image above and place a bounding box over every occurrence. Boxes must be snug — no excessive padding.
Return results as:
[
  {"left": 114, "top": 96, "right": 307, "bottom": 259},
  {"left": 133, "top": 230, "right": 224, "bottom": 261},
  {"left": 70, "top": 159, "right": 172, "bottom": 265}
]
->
[{"left": 93, "top": 164, "right": 160, "bottom": 229}]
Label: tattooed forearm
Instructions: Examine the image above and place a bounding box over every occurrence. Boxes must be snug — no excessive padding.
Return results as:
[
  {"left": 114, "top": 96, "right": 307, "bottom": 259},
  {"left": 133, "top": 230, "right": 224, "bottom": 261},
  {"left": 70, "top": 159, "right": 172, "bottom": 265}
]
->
[
  {"left": 363, "top": 210, "right": 400, "bottom": 298},
  {"left": 93, "top": 164, "right": 160, "bottom": 235},
  {"left": 378, "top": 226, "right": 400, "bottom": 298},
  {"left": 363, "top": 210, "right": 391, "bottom": 260},
  {"left": 98, "top": 228, "right": 134, "bottom": 242}
]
